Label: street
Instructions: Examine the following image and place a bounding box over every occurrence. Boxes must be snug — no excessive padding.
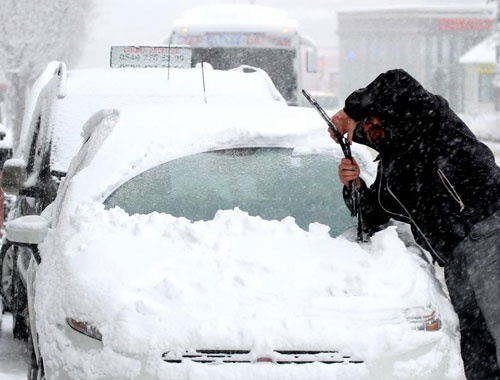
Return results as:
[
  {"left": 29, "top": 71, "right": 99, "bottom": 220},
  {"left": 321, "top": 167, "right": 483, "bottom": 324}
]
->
[{"left": 0, "top": 312, "right": 30, "bottom": 380}]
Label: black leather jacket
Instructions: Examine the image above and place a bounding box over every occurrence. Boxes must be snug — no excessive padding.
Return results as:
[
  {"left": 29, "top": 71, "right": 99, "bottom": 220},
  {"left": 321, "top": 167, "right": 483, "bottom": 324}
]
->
[{"left": 342, "top": 69, "right": 500, "bottom": 264}]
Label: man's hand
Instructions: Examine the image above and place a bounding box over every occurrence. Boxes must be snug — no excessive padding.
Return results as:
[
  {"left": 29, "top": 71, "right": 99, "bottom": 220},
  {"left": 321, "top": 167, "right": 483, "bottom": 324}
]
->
[
  {"left": 330, "top": 109, "right": 357, "bottom": 145},
  {"left": 338, "top": 158, "right": 361, "bottom": 189}
]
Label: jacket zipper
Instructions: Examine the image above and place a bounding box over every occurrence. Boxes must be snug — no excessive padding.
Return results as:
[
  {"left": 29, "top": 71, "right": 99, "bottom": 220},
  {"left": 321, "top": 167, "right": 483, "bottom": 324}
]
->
[
  {"left": 437, "top": 168, "right": 465, "bottom": 212},
  {"left": 377, "top": 159, "right": 445, "bottom": 265}
]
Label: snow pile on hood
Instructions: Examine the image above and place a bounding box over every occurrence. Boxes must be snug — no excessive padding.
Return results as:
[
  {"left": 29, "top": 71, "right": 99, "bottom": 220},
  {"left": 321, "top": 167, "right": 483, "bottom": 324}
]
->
[{"left": 36, "top": 204, "right": 458, "bottom": 379}]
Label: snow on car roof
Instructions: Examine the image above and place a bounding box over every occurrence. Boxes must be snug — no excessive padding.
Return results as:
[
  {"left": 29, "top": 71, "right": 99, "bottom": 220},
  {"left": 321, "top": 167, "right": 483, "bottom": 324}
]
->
[
  {"left": 48, "top": 66, "right": 285, "bottom": 173},
  {"left": 172, "top": 4, "right": 299, "bottom": 33}
]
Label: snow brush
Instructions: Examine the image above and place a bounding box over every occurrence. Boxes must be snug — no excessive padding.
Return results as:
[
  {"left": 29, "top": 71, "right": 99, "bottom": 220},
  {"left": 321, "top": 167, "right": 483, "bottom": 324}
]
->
[{"left": 301, "top": 89, "right": 367, "bottom": 243}]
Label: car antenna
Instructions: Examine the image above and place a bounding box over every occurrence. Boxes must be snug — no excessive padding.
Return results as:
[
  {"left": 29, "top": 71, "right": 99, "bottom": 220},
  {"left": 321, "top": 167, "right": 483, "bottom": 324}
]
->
[{"left": 201, "top": 61, "right": 207, "bottom": 103}]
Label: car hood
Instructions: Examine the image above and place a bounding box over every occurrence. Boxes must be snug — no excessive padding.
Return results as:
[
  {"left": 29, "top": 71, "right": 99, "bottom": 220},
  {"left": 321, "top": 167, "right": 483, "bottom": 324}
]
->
[{"left": 36, "top": 203, "right": 456, "bottom": 360}]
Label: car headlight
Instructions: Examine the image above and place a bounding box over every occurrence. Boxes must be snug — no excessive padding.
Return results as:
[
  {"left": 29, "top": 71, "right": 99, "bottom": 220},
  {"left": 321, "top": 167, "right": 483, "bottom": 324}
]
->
[
  {"left": 403, "top": 306, "right": 441, "bottom": 332},
  {"left": 67, "top": 318, "right": 103, "bottom": 341}
]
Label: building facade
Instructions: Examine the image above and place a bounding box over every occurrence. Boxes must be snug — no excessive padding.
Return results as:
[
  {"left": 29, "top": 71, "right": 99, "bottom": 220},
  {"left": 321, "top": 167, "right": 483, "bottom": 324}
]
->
[
  {"left": 337, "top": 5, "right": 495, "bottom": 112},
  {"left": 460, "top": 33, "right": 498, "bottom": 114}
]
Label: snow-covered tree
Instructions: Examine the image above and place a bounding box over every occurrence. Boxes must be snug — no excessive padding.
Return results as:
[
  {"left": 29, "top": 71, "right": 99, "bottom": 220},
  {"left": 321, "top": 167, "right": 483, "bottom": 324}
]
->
[{"left": 0, "top": 0, "right": 94, "bottom": 147}]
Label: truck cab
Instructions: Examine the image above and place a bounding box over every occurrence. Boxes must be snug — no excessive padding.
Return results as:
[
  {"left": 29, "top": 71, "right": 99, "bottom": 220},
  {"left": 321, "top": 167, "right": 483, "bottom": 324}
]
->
[{"left": 166, "top": 4, "right": 318, "bottom": 105}]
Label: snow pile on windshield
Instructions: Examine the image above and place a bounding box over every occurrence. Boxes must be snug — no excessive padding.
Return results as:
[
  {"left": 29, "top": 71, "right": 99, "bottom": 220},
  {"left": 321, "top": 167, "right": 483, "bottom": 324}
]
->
[{"left": 36, "top": 204, "right": 460, "bottom": 380}]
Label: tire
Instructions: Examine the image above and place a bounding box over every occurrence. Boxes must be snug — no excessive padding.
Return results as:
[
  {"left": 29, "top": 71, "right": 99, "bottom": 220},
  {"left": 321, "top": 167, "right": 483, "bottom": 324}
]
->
[
  {"left": 0, "top": 244, "right": 15, "bottom": 312},
  {"left": 28, "top": 333, "right": 46, "bottom": 380},
  {"left": 12, "top": 266, "right": 29, "bottom": 340}
]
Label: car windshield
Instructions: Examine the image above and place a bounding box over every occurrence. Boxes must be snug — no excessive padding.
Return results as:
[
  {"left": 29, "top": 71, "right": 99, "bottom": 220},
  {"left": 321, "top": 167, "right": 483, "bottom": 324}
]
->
[{"left": 104, "top": 148, "right": 356, "bottom": 237}]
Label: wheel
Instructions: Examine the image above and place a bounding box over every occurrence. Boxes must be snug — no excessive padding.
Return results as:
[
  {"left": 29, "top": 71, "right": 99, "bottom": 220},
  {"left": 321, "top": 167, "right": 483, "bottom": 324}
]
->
[
  {"left": 28, "top": 333, "right": 46, "bottom": 380},
  {"left": 12, "top": 266, "right": 29, "bottom": 340},
  {"left": 0, "top": 244, "right": 15, "bottom": 312}
]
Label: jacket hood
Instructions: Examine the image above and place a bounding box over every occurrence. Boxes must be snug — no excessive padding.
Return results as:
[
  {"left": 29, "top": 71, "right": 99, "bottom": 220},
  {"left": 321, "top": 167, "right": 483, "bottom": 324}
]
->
[
  {"left": 344, "top": 69, "right": 452, "bottom": 157},
  {"left": 353, "top": 95, "right": 450, "bottom": 157}
]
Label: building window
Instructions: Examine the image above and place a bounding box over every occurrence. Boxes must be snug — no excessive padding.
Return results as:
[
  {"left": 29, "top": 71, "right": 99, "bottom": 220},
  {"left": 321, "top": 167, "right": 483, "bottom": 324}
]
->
[{"left": 478, "top": 73, "right": 495, "bottom": 103}]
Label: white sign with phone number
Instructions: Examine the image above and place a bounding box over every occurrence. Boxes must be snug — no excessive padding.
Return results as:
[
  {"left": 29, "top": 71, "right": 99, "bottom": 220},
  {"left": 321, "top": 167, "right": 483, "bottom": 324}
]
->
[{"left": 110, "top": 46, "right": 192, "bottom": 68}]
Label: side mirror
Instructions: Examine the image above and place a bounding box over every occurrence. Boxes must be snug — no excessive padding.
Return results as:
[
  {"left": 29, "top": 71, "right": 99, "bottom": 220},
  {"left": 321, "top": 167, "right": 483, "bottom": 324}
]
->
[
  {"left": 306, "top": 49, "right": 318, "bottom": 73},
  {"left": 2, "top": 158, "right": 27, "bottom": 195},
  {"left": 6, "top": 215, "right": 49, "bottom": 245},
  {"left": 0, "top": 147, "right": 12, "bottom": 167}
]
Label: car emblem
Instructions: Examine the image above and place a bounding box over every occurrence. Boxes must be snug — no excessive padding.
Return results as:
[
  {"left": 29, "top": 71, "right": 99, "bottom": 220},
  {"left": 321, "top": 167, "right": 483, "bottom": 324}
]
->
[{"left": 255, "top": 356, "right": 274, "bottom": 363}]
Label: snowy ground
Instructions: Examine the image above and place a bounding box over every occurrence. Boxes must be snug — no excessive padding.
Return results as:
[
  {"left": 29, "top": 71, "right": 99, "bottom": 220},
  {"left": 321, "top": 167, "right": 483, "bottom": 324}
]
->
[{"left": 0, "top": 312, "right": 30, "bottom": 380}]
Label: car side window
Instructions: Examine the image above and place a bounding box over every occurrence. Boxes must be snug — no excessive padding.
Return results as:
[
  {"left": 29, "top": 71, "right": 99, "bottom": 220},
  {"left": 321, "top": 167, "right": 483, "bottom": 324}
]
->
[
  {"left": 34, "top": 143, "right": 58, "bottom": 212},
  {"left": 26, "top": 115, "right": 41, "bottom": 174},
  {"left": 30, "top": 122, "right": 50, "bottom": 180}
]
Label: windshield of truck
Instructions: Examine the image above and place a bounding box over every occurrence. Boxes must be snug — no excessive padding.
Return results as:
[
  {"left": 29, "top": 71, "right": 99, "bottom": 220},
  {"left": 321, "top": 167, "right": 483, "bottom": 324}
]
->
[
  {"left": 191, "top": 48, "right": 297, "bottom": 103},
  {"left": 104, "top": 148, "right": 356, "bottom": 237}
]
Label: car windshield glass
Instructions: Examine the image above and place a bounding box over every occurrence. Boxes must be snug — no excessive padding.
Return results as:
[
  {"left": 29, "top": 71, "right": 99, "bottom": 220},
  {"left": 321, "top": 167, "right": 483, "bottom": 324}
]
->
[{"left": 104, "top": 148, "right": 356, "bottom": 237}]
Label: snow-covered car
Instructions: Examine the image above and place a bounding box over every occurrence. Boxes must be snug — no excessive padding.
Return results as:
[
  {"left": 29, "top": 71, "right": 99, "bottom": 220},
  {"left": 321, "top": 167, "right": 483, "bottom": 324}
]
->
[
  {"left": 5, "top": 102, "right": 463, "bottom": 380},
  {"left": 0, "top": 61, "right": 286, "bottom": 339}
]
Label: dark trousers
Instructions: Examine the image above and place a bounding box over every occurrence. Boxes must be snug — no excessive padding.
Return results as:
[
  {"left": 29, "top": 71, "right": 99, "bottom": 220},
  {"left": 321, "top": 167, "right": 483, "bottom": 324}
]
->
[{"left": 445, "top": 210, "right": 500, "bottom": 380}]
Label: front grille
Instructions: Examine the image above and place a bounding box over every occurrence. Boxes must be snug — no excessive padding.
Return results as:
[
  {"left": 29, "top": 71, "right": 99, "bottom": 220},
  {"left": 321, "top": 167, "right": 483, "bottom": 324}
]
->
[{"left": 162, "top": 350, "right": 363, "bottom": 365}]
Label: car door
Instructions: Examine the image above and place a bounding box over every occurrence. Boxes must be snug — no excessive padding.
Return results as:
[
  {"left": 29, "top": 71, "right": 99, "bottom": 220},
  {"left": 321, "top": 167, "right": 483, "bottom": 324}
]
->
[
  {"left": 0, "top": 113, "right": 43, "bottom": 315},
  {"left": 2, "top": 114, "right": 57, "bottom": 338}
]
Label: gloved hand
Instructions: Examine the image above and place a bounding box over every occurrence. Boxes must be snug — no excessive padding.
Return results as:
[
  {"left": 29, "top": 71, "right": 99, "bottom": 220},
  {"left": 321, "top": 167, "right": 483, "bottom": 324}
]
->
[{"left": 338, "top": 157, "right": 361, "bottom": 189}]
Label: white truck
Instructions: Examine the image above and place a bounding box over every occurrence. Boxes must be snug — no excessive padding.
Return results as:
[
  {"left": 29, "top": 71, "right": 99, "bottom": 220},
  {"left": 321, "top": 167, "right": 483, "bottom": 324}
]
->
[{"left": 166, "top": 4, "right": 318, "bottom": 106}]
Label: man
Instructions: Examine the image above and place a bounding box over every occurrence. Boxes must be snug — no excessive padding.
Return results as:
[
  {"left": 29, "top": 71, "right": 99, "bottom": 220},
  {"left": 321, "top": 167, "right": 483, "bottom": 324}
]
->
[{"left": 331, "top": 69, "right": 500, "bottom": 380}]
